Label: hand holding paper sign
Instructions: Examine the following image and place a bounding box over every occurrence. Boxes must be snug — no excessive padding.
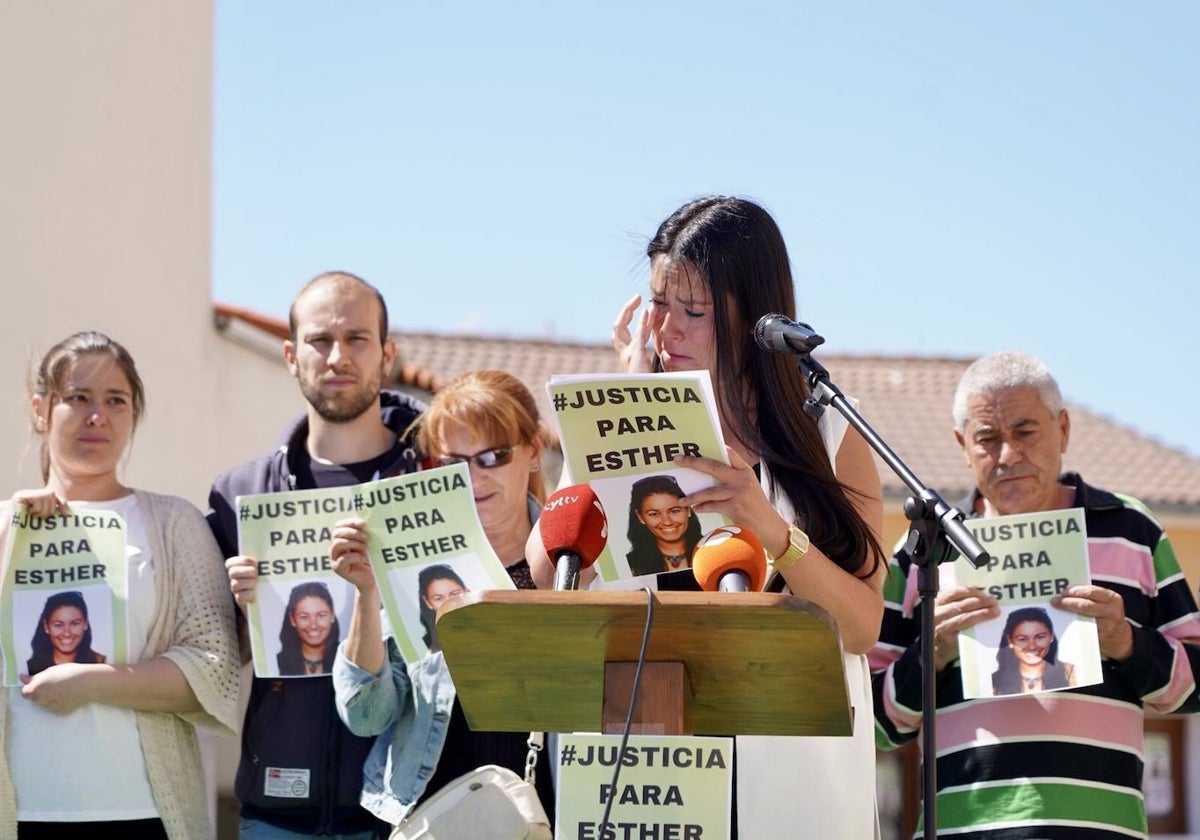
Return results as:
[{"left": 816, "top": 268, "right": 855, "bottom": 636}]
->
[
  {"left": 11, "top": 487, "right": 69, "bottom": 518},
  {"left": 931, "top": 587, "right": 1001, "bottom": 671},
  {"left": 225, "top": 555, "right": 259, "bottom": 612},
  {"left": 676, "top": 446, "right": 791, "bottom": 561},
  {"left": 1052, "top": 585, "right": 1134, "bottom": 661},
  {"left": 329, "top": 516, "right": 386, "bottom": 674},
  {"left": 20, "top": 660, "right": 96, "bottom": 713},
  {"left": 329, "top": 517, "right": 377, "bottom": 595}
]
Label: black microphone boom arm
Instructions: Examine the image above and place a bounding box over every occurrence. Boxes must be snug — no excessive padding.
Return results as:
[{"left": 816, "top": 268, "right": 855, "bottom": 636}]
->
[{"left": 757, "top": 319, "right": 989, "bottom": 840}]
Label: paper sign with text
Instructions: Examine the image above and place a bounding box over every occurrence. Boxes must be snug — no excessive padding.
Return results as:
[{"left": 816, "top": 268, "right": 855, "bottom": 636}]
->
[
  {"left": 555, "top": 734, "right": 733, "bottom": 840},
  {"left": 548, "top": 372, "right": 730, "bottom": 583},
  {"left": 238, "top": 485, "right": 359, "bottom": 678},
  {"left": 358, "top": 463, "right": 514, "bottom": 664},
  {"left": 944, "top": 507, "right": 1102, "bottom": 698},
  {"left": 1, "top": 506, "right": 128, "bottom": 686}
]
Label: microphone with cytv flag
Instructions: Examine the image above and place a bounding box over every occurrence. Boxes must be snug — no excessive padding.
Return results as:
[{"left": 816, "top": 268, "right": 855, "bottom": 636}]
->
[
  {"left": 539, "top": 484, "right": 608, "bottom": 591},
  {"left": 692, "top": 525, "right": 768, "bottom": 593}
]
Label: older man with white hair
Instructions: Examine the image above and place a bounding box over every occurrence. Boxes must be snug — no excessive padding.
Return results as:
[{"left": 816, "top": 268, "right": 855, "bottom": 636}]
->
[{"left": 871, "top": 350, "right": 1200, "bottom": 840}]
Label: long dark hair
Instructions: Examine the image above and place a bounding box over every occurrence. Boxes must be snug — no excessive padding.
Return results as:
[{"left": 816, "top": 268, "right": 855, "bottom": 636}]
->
[
  {"left": 418, "top": 564, "right": 466, "bottom": 652},
  {"left": 276, "top": 581, "right": 339, "bottom": 675},
  {"left": 27, "top": 591, "right": 101, "bottom": 676},
  {"left": 626, "top": 474, "right": 702, "bottom": 574},
  {"left": 647, "top": 196, "right": 881, "bottom": 577}
]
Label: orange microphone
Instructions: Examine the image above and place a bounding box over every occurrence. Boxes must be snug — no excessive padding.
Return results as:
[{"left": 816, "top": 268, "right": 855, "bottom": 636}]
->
[{"left": 691, "top": 525, "right": 768, "bottom": 593}]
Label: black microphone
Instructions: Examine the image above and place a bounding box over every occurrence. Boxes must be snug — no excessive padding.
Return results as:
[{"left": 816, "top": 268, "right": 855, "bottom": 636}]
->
[
  {"left": 539, "top": 484, "right": 608, "bottom": 590},
  {"left": 754, "top": 313, "right": 825, "bottom": 356}
]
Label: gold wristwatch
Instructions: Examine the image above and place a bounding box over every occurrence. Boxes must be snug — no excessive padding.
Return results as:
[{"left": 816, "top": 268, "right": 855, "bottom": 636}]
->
[{"left": 770, "top": 524, "right": 810, "bottom": 571}]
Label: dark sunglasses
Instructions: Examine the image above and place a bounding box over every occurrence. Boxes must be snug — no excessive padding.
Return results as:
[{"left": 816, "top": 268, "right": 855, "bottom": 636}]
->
[{"left": 432, "top": 446, "right": 515, "bottom": 470}]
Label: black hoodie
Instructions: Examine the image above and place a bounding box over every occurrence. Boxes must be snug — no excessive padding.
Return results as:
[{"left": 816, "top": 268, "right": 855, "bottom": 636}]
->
[{"left": 206, "top": 390, "right": 425, "bottom": 835}]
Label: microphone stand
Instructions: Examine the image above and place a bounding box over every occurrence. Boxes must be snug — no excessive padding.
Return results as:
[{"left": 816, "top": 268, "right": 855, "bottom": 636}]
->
[
  {"left": 553, "top": 555, "right": 582, "bottom": 591},
  {"left": 780, "top": 343, "right": 989, "bottom": 840}
]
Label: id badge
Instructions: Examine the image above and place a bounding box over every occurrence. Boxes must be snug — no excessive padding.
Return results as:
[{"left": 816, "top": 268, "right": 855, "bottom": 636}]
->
[{"left": 264, "top": 767, "right": 311, "bottom": 799}]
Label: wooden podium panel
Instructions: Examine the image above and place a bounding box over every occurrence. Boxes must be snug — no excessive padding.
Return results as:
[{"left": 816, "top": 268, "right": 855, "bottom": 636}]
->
[{"left": 436, "top": 590, "right": 851, "bottom": 737}]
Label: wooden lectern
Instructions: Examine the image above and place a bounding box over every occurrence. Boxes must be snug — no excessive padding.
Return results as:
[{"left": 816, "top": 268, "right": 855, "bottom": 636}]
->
[{"left": 435, "top": 590, "right": 851, "bottom": 738}]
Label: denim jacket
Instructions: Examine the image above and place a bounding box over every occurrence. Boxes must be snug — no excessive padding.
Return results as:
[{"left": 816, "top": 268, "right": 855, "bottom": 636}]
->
[
  {"left": 334, "top": 495, "right": 544, "bottom": 826},
  {"left": 332, "top": 637, "right": 456, "bottom": 826}
]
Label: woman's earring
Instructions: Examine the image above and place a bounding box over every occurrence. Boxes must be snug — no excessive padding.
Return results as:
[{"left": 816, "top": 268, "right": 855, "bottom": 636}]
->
[
  {"left": 531, "top": 462, "right": 540, "bottom": 473},
  {"left": 35, "top": 416, "right": 46, "bottom": 432}
]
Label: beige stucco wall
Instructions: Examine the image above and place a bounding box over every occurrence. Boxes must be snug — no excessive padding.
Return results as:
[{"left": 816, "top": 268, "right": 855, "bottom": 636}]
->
[
  {"left": 0, "top": 1, "right": 305, "bottom": 509},
  {"left": 0, "top": 5, "right": 303, "bottom": 834},
  {"left": 1, "top": 1, "right": 215, "bottom": 500}
]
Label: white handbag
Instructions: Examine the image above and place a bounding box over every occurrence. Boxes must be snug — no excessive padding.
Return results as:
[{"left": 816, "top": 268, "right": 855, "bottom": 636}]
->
[{"left": 389, "top": 734, "right": 551, "bottom": 840}]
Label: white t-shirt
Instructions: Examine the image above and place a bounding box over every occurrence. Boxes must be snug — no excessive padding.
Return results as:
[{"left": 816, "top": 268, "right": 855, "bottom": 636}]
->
[{"left": 9, "top": 493, "right": 159, "bottom": 821}]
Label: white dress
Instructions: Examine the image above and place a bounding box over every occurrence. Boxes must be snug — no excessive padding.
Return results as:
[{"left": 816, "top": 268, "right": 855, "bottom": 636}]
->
[
  {"left": 594, "top": 408, "right": 881, "bottom": 838},
  {"left": 738, "top": 408, "right": 880, "bottom": 839}
]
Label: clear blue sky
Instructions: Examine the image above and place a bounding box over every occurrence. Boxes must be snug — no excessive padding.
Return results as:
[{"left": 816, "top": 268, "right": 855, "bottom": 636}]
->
[{"left": 213, "top": 2, "right": 1199, "bottom": 458}]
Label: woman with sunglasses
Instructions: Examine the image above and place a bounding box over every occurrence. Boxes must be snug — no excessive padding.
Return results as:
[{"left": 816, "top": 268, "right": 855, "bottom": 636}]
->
[{"left": 327, "top": 369, "right": 555, "bottom": 830}]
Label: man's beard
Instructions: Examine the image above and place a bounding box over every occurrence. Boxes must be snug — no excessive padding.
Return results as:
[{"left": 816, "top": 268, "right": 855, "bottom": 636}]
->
[{"left": 300, "top": 374, "right": 381, "bottom": 424}]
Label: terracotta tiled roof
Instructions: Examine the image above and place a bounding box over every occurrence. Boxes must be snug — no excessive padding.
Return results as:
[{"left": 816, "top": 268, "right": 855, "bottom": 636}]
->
[
  {"left": 212, "top": 305, "right": 1200, "bottom": 511},
  {"left": 799, "top": 356, "right": 1200, "bottom": 512},
  {"left": 390, "top": 333, "right": 1200, "bottom": 512},
  {"left": 215, "top": 302, "right": 290, "bottom": 340}
]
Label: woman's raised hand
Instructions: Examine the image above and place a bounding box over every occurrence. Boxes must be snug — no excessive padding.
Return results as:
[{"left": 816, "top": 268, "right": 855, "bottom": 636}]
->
[
  {"left": 330, "top": 517, "right": 377, "bottom": 594},
  {"left": 612, "top": 294, "right": 656, "bottom": 374}
]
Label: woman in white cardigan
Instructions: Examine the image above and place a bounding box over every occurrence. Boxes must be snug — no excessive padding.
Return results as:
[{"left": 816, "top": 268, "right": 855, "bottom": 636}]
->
[{"left": 0, "top": 331, "right": 240, "bottom": 840}]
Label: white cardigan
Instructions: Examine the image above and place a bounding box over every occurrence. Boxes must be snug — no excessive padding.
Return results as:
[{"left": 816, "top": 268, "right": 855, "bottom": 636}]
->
[{"left": 0, "top": 490, "right": 241, "bottom": 839}]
